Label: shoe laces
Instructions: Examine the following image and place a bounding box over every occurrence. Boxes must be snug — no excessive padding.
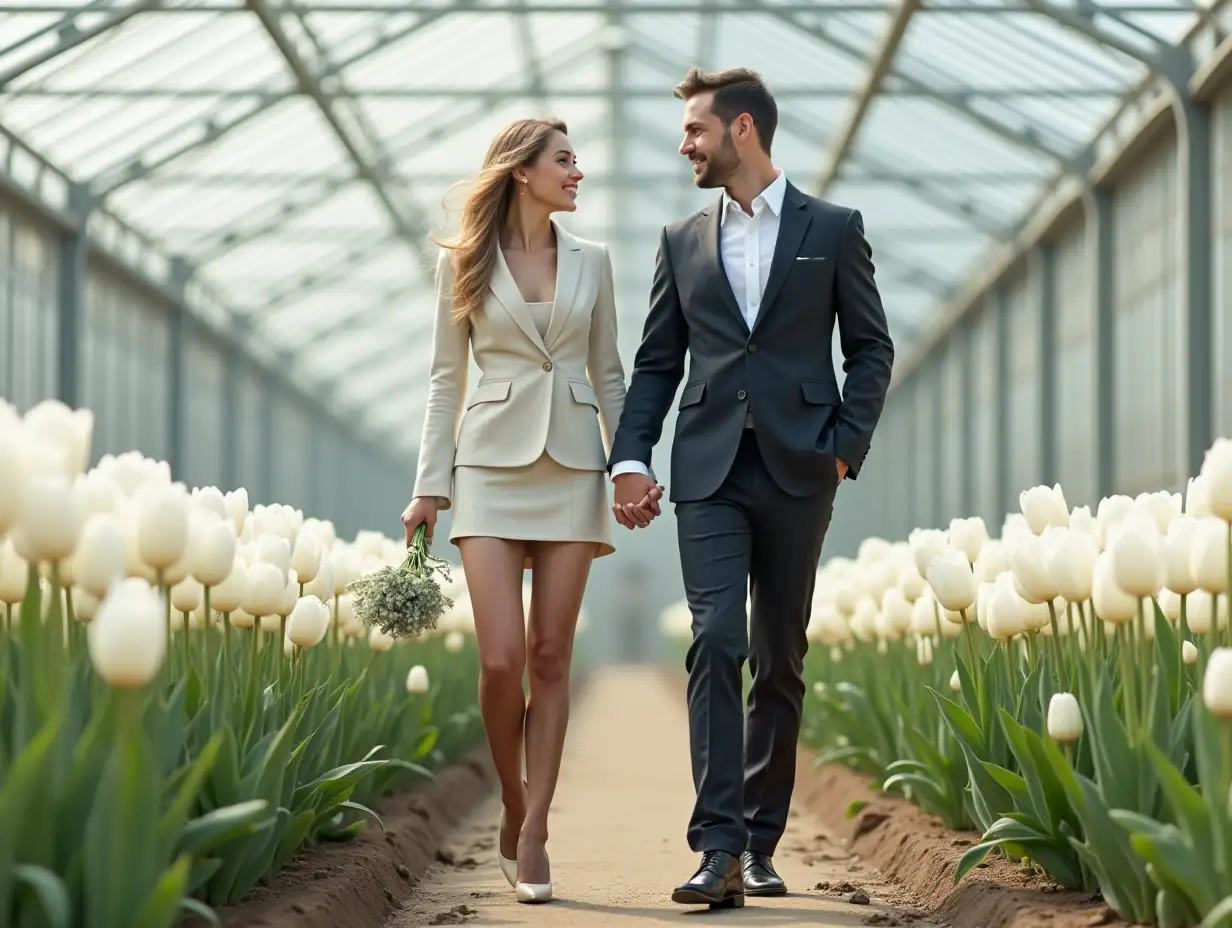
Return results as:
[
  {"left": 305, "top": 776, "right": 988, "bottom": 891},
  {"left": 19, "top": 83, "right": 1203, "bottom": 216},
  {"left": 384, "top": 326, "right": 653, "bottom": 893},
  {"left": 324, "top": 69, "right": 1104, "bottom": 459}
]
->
[{"left": 700, "top": 850, "right": 730, "bottom": 875}]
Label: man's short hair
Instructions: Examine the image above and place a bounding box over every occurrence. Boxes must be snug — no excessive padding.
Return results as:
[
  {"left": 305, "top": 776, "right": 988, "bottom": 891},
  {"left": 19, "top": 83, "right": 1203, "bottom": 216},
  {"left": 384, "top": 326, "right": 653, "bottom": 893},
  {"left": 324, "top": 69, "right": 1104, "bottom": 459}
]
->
[{"left": 674, "top": 67, "right": 777, "bottom": 154}]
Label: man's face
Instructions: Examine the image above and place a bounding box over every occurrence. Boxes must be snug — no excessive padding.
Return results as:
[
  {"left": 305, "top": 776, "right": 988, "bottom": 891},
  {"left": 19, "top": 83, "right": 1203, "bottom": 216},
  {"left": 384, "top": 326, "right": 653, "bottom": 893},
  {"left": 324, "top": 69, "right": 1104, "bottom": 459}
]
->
[{"left": 679, "top": 91, "right": 740, "bottom": 189}]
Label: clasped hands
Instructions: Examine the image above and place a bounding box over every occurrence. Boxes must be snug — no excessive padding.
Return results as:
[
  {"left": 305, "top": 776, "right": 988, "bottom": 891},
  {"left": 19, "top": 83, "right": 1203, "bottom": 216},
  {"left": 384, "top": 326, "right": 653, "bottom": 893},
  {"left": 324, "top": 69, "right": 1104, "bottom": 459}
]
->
[{"left": 611, "top": 458, "right": 849, "bottom": 530}]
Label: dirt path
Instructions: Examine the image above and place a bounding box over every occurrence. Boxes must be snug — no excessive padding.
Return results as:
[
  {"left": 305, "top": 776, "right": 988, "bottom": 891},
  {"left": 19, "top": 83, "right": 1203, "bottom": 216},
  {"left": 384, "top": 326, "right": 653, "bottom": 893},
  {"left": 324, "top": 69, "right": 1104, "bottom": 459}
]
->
[{"left": 391, "top": 667, "right": 941, "bottom": 927}]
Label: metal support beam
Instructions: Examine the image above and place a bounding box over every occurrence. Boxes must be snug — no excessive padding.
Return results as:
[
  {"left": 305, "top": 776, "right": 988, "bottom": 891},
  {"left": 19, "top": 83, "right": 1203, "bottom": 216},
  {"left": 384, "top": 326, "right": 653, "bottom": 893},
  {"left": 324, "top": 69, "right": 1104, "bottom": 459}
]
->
[
  {"left": 994, "top": 288, "right": 1012, "bottom": 515},
  {"left": 0, "top": 0, "right": 160, "bottom": 88},
  {"left": 1179, "top": 98, "right": 1214, "bottom": 478},
  {"left": 221, "top": 348, "right": 240, "bottom": 489},
  {"left": 258, "top": 374, "right": 275, "bottom": 503},
  {"left": 166, "top": 257, "right": 192, "bottom": 479},
  {"left": 930, "top": 362, "right": 944, "bottom": 524},
  {"left": 1033, "top": 242, "right": 1057, "bottom": 484},
  {"left": 959, "top": 319, "right": 976, "bottom": 518},
  {"left": 1087, "top": 188, "right": 1116, "bottom": 499},
  {"left": 55, "top": 183, "right": 90, "bottom": 407},
  {"left": 245, "top": 0, "right": 435, "bottom": 282},
  {"left": 815, "top": 0, "right": 921, "bottom": 198},
  {"left": 0, "top": 1, "right": 1196, "bottom": 11}
]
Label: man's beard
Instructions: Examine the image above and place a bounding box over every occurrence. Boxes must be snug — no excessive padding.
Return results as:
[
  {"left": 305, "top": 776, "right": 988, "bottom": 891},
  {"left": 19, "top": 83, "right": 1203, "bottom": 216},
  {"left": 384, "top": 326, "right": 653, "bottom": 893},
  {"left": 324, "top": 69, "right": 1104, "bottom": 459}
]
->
[{"left": 693, "top": 130, "right": 740, "bottom": 189}]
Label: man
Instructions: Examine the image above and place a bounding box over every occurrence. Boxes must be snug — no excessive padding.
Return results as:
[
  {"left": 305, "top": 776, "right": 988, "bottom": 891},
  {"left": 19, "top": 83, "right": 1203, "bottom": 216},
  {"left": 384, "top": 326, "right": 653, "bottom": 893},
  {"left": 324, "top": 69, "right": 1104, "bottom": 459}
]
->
[{"left": 607, "top": 67, "right": 894, "bottom": 909}]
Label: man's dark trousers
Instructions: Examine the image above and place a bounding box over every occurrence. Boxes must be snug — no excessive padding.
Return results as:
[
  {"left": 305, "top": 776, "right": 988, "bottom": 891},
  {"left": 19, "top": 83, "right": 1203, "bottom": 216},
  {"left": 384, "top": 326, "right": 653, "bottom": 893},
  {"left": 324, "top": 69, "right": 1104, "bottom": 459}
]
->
[{"left": 678, "top": 427, "right": 836, "bottom": 856}]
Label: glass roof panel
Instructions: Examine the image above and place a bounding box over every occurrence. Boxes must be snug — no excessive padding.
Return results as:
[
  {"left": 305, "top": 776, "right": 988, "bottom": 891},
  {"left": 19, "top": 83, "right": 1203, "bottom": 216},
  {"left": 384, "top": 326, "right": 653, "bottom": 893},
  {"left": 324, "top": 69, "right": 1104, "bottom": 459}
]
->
[{"left": 0, "top": 0, "right": 1209, "bottom": 449}]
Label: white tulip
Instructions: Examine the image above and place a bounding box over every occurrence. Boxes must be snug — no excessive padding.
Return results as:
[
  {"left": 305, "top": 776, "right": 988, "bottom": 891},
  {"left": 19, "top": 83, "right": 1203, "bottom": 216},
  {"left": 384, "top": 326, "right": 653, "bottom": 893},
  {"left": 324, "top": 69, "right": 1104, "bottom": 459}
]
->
[
  {"left": 928, "top": 548, "right": 976, "bottom": 615},
  {"left": 73, "top": 587, "right": 99, "bottom": 622},
  {"left": 0, "top": 421, "right": 23, "bottom": 535},
  {"left": 1047, "top": 528, "right": 1098, "bottom": 603},
  {"left": 73, "top": 470, "right": 119, "bottom": 521},
  {"left": 254, "top": 534, "right": 291, "bottom": 585},
  {"left": 1187, "top": 589, "right": 1218, "bottom": 636},
  {"left": 1046, "top": 692, "right": 1083, "bottom": 743},
  {"left": 369, "top": 626, "right": 395, "bottom": 652},
  {"left": 1157, "top": 588, "right": 1183, "bottom": 623},
  {"left": 881, "top": 586, "right": 913, "bottom": 634},
  {"left": 1134, "top": 491, "right": 1182, "bottom": 534},
  {"left": 1186, "top": 475, "right": 1213, "bottom": 518},
  {"left": 949, "top": 669, "right": 961, "bottom": 692},
  {"left": 972, "top": 539, "right": 1007, "bottom": 585},
  {"left": 171, "top": 576, "right": 203, "bottom": 614},
  {"left": 210, "top": 558, "right": 248, "bottom": 614},
  {"left": 975, "top": 581, "right": 996, "bottom": 632},
  {"left": 0, "top": 538, "right": 28, "bottom": 605},
  {"left": 230, "top": 608, "right": 255, "bottom": 630},
  {"left": 136, "top": 484, "right": 189, "bottom": 572},
  {"left": 948, "top": 517, "right": 987, "bottom": 565},
  {"left": 1110, "top": 515, "right": 1164, "bottom": 599},
  {"left": 75, "top": 513, "right": 127, "bottom": 598},
  {"left": 1097, "top": 495, "right": 1135, "bottom": 547},
  {"left": 1189, "top": 516, "right": 1229, "bottom": 594},
  {"left": 189, "top": 512, "right": 238, "bottom": 587},
  {"left": 290, "top": 533, "right": 322, "bottom": 585},
  {"left": 1201, "top": 438, "right": 1232, "bottom": 522},
  {"left": 908, "top": 529, "right": 950, "bottom": 580},
  {"left": 191, "top": 486, "right": 228, "bottom": 521},
  {"left": 242, "top": 561, "right": 285, "bottom": 618},
  {"left": 18, "top": 473, "right": 80, "bottom": 563},
  {"left": 1163, "top": 515, "right": 1201, "bottom": 596},
  {"left": 87, "top": 578, "right": 166, "bottom": 687},
  {"left": 22, "top": 399, "right": 93, "bottom": 477},
  {"left": 1020, "top": 484, "right": 1069, "bottom": 535},
  {"left": 1005, "top": 530, "right": 1053, "bottom": 604},
  {"left": 224, "top": 488, "right": 249, "bottom": 535},
  {"left": 916, "top": 636, "right": 934, "bottom": 666},
  {"left": 1183, "top": 640, "right": 1199, "bottom": 665},
  {"left": 278, "top": 569, "right": 300, "bottom": 617},
  {"left": 897, "top": 561, "right": 926, "bottom": 602},
  {"left": 444, "top": 630, "right": 466, "bottom": 653},
  {"left": 286, "top": 595, "right": 331, "bottom": 648},
  {"left": 302, "top": 556, "right": 334, "bottom": 603},
  {"left": 910, "top": 588, "right": 938, "bottom": 636},
  {"left": 1091, "top": 550, "right": 1137, "bottom": 625},
  {"left": 1068, "top": 505, "right": 1102, "bottom": 547},
  {"left": 406, "top": 665, "right": 430, "bottom": 694},
  {"left": 987, "top": 573, "right": 1025, "bottom": 641},
  {"left": 1203, "top": 647, "right": 1232, "bottom": 718}
]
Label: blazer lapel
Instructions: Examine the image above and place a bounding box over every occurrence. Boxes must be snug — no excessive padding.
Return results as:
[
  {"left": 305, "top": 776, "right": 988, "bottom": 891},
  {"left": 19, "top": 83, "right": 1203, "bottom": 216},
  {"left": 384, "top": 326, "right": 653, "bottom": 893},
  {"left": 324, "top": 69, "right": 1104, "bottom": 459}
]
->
[
  {"left": 490, "top": 247, "right": 549, "bottom": 356},
  {"left": 753, "top": 183, "right": 811, "bottom": 332},
  {"left": 543, "top": 221, "right": 584, "bottom": 350},
  {"left": 696, "top": 202, "right": 747, "bottom": 333}
]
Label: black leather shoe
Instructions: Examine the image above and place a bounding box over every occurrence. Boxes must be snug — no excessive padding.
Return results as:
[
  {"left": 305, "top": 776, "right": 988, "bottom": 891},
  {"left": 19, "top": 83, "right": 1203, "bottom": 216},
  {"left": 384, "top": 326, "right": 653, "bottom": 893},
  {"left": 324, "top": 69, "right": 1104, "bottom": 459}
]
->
[
  {"left": 671, "top": 850, "right": 745, "bottom": 908},
  {"left": 741, "top": 851, "right": 787, "bottom": 896}
]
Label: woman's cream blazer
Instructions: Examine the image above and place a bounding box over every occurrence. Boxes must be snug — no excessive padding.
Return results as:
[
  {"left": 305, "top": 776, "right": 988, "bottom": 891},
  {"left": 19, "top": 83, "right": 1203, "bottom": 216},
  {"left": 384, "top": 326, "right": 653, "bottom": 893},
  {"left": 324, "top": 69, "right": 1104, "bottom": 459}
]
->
[{"left": 413, "top": 221, "right": 626, "bottom": 509}]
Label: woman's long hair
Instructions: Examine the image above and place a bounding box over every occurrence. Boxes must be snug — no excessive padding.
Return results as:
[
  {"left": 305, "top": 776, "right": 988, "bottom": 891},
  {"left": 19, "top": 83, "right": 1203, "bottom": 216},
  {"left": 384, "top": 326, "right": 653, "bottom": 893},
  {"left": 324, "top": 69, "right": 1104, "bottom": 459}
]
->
[{"left": 436, "top": 117, "right": 568, "bottom": 323}]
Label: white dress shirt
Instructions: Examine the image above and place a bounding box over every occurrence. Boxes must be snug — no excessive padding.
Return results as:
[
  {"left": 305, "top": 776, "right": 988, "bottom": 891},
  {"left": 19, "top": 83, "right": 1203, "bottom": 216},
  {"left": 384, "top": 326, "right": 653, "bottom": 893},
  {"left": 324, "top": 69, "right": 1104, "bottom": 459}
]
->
[{"left": 611, "top": 170, "right": 787, "bottom": 481}]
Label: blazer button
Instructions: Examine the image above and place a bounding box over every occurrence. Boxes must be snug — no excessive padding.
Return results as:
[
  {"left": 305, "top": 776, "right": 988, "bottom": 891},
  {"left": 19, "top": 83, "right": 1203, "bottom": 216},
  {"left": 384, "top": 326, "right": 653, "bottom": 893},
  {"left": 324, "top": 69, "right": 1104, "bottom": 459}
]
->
[
  {"left": 737, "top": 389, "right": 747, "bottom": 400},
  {"left": 543, "top": 361, "right": 553, "bottom": 371},
  {"left": 747, "top": 344, "right": 757, "bottom": 353}
]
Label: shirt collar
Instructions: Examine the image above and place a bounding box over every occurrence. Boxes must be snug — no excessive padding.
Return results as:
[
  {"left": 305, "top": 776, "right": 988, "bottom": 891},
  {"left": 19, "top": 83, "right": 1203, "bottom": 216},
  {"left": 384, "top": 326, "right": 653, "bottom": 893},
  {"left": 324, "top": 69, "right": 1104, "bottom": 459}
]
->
[{"left": 720, "top": 170, "right": 786, "bottom": 225}]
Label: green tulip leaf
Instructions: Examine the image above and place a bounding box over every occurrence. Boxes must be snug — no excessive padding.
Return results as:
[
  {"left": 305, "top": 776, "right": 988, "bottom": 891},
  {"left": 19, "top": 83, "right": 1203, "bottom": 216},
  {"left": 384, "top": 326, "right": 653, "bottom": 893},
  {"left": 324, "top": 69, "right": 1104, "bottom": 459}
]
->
[{"left": 12, "top": 864, "right": 70, "bottom": 928}]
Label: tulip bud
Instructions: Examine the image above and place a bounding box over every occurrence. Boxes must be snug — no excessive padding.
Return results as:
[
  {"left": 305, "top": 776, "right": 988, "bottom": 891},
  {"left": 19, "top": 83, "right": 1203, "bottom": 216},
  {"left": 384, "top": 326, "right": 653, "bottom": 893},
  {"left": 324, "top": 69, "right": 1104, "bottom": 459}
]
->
[
  {"left": 948, "top": 517, "right": 987, "bottom": 565},
  {"left": 242, "top": 561, "right": 285, "bottom": 618},
  {"left": 192, "top": 486, "right": 228, "bottom": 521},
  {"left": 87, "top": 578, "right": 166, "bottom": 687},
  {"left": 369, "top": 626, "right": 394, "bottom": 652},
  {"left": 987, "top": 573, "right": 1025, "bottom": 641},
  {"left": 1092, "top": 551, "right": 1137, "bottom": 625},
  {"left": 1190, "top": 517, "right": 1229, "bottom": 594},
  {"left": 1187, "top": 475, "right": 1213, "bottom": 518},
  {"left": 916, "top": 636, "right": 934, "bottom": 667},
  {"left": 1183, "top": 640, "right": 1199, "bottom": 665},
  {"left": 211, "top": 558, "right": 247, "bottom": 614},
  {"left": 136, "top": 485, "right": 189, "bottom": 572},
  {"left": 1047, "top": 692, "right": 1083, "bottom": 743},
  {"left": 444, "top": 630, "right": 466, "bottom": 654},
  {"left": 170, "top": 576, "right": 202, "bottom": 614},
  {"left": 286, "top": 595, "right": 331, "bottom": 648},
  {"left": 406, "top": 665, "right": 430, "bottom": 694},
  {"left": 1200, "top": 438, "right": 1232, "bottom": 522},
  {"left": 950, "top": 670, "right": 961, "bottom": 692},
  {"left": 75, "top": 513, "right": 127, "bottom": 599},
  {"left": 290, "top": 533, "right": 322, "bottom": 585},
  {"left": 909, "top": 529, "right": 949, "bottom": 580},
  {"left": 1110, "top": 515, "right": 1165, "bottom": 599},
  {"left": 1006, "top": 531, "right": 1053, "bottom": 604},
  {"left": 1020, "top": 484, "right": 1069, "bottom": 535},
  {"left": 0, "top": 539, "right": 27, "bottom": 605},
  {"left": 254, "top": 534, "right": 291, "bottom": 586},
  {"left": 18, "top": 474, "right": 81, "bottom": 563},
  {"left": 881, "top": 587, "right": 913, "bottom": 634},
  {"left": 1157, "top": 588, "right": 1182, "bottom": 622},
  {"left": 224, "top": 488, "right": 249, "bottom": 535},
  {"left": 973, "top": 539, "right": 1007, "bottom": 585},
  {"left": 927, "top": 549, "right": 976, "bottom": 613},
  {"left": 1187, "top": 589, "right": 1218, "bottom": 636},
  {"left": 1203, "top": 647, "right": 1232, "bottom": 717},
  {"left": 73, "top": 587, "right": 99, "bottom": 622},
  {"left": 1047, "top": 528, "right": 1098, "bottom": 603},
  {"left": 1163, "top": 516, "right": 1200, "bottom": 596},
  {"left": 189, "top": 511, "right": 238, "bottom": 587}
]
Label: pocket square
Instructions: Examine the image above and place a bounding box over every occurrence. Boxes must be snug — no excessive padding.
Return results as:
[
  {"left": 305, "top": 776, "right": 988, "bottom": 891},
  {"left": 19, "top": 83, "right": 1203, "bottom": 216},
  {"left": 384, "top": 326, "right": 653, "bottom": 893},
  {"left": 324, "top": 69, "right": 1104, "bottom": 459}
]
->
[{"left": 796, "top": 256, "right": 827, "bottom": 262}]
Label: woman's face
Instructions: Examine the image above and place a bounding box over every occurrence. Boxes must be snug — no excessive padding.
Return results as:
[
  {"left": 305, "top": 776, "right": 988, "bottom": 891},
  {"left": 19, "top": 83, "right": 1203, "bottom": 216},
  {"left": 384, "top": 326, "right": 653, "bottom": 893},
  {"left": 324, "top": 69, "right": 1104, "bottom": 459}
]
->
[{"left": 517, "top": 130, "right": 584, "bottom": 213}]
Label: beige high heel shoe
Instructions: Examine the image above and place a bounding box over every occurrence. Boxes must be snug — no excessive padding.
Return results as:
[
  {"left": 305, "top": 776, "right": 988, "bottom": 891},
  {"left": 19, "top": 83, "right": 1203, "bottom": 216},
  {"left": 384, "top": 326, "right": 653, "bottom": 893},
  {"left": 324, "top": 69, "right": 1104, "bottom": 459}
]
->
[{"left": 515, "top": 841, "right": 552, "bottom": 903}]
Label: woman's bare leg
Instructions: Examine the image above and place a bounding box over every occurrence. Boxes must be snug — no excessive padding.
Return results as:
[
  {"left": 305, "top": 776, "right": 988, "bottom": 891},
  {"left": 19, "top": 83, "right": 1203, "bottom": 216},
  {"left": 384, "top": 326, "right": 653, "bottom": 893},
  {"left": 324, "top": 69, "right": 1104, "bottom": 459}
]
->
[
  {"left": 458, "top": 537, "right": 531, "bottom": 864},
  {"left": 518, "top": 541, "right": 595, "bottom": 885}
]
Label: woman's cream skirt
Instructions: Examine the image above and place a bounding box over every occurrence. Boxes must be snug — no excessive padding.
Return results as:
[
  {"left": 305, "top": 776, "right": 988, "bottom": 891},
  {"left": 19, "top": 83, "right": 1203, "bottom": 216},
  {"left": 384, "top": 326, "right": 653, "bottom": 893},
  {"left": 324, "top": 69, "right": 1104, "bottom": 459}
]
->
[{"left": 449, "top": 452, "right": 615, "bottom": 562}]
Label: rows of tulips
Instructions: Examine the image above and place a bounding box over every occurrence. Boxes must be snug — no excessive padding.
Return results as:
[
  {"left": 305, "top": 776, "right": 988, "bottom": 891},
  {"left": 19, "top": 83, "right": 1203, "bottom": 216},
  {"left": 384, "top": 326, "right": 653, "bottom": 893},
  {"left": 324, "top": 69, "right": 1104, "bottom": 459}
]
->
[
  {"left": 765, "top": 437, "right": 1232, "bottom": 928},
  {"left": 0, "top": 397, "right": 485, "bottom": 928}
]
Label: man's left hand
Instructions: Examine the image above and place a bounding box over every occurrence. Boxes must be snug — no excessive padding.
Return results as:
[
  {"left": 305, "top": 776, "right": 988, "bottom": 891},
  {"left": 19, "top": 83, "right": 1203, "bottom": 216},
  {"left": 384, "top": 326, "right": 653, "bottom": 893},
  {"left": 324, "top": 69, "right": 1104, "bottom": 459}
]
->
[{"left": 837, "top": 458, "right": 849, "bottom": 482}]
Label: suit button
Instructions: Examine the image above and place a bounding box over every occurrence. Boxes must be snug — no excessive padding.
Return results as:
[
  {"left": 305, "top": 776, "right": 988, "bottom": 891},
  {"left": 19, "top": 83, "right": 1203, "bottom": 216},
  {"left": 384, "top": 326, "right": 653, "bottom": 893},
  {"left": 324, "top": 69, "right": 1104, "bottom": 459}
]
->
[
  {"left": 543, "top": 361, "right": 553, "bottom": 371},
  {"left": 737, "top": 390, "right": 747, "bottom": 400},
  {"left": 747, "top": 344, "right": 757, "bottom": 353}
]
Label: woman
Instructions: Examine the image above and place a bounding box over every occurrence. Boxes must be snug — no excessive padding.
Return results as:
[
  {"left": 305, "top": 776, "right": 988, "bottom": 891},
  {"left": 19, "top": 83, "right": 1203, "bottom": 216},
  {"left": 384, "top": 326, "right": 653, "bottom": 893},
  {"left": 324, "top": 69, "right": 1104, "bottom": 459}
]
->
[{"left": 401, "top": 118, "right": 625, "bottom": 904}]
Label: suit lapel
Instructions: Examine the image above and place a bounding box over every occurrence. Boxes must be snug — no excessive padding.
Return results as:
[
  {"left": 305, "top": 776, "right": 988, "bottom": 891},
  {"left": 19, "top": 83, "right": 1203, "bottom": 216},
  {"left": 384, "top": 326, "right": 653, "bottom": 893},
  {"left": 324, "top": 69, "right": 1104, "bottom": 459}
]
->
[
  {"left": 543, "top": 221, "right": 584, "bottom": 350},
  {"left": 696, "top": 201, "right": 747, "bottom": 333},
  {"left": 753, "top": 183, "right": 811, "bottom": 333},
  {"left": 490, "top": 246, "right": 549, "bottom": 356}
]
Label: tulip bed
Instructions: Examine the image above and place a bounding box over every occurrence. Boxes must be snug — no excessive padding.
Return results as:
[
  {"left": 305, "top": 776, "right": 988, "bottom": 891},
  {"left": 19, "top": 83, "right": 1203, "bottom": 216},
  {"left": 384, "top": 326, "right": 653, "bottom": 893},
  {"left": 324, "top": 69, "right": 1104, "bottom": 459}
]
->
[
  {"left": 793, "top": 440, "right": 1232, "bottom": 928},
  {"left": 0, "top": 399, "right": 484, "bottom": 928}
]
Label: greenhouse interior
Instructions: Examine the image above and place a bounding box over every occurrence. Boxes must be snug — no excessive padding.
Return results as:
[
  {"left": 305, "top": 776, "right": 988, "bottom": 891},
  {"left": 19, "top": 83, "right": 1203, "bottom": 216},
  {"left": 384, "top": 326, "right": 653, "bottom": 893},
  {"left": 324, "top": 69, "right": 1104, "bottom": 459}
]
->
[{"left": 6, "top": 1, "right": 1232, "bottom": 925}]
